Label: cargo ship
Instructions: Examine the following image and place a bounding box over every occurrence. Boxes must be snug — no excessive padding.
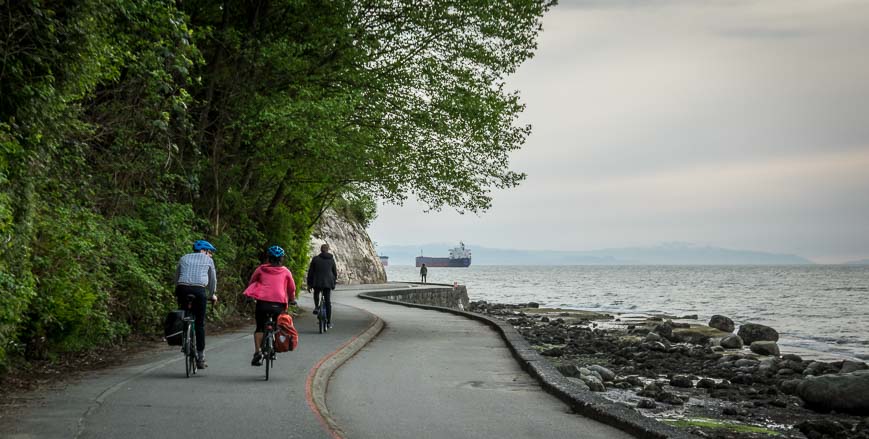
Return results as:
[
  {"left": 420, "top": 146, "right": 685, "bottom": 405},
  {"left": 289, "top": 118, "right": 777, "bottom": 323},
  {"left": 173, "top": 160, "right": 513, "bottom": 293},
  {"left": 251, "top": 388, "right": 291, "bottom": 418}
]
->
[
  {"left": 379, "top": 255, "right": 389, "bottom": 267},
  {"left": 415, "top": 242, "right": 472, "bottom": 268}
]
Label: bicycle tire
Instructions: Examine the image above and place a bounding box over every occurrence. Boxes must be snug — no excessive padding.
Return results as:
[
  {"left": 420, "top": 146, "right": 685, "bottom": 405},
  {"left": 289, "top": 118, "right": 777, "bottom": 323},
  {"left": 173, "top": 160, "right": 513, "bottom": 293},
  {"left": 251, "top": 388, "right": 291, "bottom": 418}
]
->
[
  {"left": 190, "top": 325, "right": 197, "bottom": 375},
  {"left": 264, "top": 335, "right": 272, "bottom": 381},
  {"left": 184, "top": 323, "right": 193, "bottom": 377}
]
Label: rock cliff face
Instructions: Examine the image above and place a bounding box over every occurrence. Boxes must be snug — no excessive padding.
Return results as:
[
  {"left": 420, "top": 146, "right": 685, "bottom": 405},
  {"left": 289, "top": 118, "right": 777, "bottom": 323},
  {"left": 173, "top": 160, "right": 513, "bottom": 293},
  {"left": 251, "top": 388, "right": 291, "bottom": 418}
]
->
[{"left": 309, "top": 208, "right": 386, "bottom": 285}]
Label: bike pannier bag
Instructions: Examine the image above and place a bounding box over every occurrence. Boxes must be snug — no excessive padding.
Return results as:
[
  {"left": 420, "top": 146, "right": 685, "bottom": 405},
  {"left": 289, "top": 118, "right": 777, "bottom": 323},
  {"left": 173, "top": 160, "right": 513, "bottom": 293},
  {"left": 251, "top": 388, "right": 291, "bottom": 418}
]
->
[
  {"left": 275, "top": 313, "right": 298, "bottom": 352},
  {"left": 164, "top": 310, "right": 185, "bottom": 346}
]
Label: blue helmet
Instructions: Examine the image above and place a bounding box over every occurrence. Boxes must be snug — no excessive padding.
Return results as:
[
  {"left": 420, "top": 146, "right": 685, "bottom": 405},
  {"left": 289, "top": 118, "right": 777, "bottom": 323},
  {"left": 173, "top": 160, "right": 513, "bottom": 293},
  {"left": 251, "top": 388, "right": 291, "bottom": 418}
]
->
[
  {"left": 193, "top": 240, "right": 217, "bottom": 253},
  {"left": 267, "top": 245, "right": 285, "bottom": 258}
]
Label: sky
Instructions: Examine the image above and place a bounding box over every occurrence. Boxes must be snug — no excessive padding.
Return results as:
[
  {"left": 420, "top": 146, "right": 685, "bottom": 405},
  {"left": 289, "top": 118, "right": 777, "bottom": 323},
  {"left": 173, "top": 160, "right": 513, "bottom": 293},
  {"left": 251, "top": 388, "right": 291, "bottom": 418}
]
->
[{"left": 368, "top": 0, "right": 869, "bottom": 264}]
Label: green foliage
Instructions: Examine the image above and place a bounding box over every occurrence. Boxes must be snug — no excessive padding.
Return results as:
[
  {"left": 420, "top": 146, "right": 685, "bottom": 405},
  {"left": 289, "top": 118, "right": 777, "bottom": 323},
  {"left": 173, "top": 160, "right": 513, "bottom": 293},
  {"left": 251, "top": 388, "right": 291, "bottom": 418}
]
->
[
  {"left": 333, "top": 192, "right": 378, "bottom": 229},
  {"left": 0, "top": 0, "right": 551, "bottom": 370}
]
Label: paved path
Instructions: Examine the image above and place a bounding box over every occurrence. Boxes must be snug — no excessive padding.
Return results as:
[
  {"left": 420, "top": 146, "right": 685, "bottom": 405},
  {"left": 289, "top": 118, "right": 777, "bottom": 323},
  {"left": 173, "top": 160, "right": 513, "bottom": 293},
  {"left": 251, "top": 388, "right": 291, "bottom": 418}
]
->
[
  {"left": 328, "top": 285, "right": 634, "bottom": 439},
  {"left": 3, "top": 284, "right": 634, "bottom": 439},
  {"left": 1, "top": 296, "right": 372, "bottom": 439}
]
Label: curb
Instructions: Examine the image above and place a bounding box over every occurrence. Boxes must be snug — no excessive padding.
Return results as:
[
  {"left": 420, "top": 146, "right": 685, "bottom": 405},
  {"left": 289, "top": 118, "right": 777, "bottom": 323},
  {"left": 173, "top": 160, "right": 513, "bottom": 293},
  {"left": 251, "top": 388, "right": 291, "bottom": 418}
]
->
[
  {"left": 306, "top": 309, "right": 385, "bottom": 439},
  {"left": 358, "top": 290, "right": 698, "bottom": 439}
]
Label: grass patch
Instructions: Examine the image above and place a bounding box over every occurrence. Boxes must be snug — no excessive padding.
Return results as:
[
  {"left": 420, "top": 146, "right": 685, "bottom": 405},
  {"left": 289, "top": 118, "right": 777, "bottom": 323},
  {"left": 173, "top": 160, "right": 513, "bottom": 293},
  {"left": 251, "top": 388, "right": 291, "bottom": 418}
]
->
[{"left": 662, "top": 418, "right": 780, "bottom": 436}]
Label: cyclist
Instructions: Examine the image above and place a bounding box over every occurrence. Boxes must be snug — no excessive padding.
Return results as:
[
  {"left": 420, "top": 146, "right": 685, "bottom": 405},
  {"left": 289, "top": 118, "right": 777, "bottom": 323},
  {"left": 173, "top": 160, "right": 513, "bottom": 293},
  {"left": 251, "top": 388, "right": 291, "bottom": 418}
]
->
[
  {"left": 174, "top": 239, "right": 218, "bottom": 369},
  {"left": 243, "top": 245, "right": 297, "bottom": 366},
  {"left": 307, "top": 243, "right": 337, "bottom": 329}
]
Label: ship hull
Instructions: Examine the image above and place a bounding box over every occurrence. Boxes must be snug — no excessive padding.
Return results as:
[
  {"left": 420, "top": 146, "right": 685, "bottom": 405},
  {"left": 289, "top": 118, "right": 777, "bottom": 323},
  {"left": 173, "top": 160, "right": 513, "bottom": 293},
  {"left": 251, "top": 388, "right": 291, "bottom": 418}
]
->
[{"left": 415, "top": 256, "right": 471, "bottom": 268}]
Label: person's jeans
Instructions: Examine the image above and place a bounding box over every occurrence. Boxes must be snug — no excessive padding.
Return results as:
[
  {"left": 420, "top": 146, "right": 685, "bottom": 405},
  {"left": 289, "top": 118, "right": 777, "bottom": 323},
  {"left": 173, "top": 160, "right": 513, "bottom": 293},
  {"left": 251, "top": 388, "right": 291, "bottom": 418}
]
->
[
  {"left": 314, "top": 288, "right": 332, "bottom": 323},
  {"left": 175, "top": 285, "right": 207, "bottom": 352}
]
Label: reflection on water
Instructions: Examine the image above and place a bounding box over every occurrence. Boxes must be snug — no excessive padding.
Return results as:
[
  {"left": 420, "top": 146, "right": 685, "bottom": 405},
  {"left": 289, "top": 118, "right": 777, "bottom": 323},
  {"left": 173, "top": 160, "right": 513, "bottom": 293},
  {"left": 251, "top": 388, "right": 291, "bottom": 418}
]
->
[{"left": 385, "top": 265, "right": 869, "bottom": 361}]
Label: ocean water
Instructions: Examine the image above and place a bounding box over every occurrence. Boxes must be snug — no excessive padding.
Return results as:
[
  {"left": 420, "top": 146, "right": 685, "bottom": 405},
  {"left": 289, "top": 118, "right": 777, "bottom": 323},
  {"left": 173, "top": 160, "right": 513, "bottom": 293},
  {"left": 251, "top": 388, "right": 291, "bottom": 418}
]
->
[{"left": 384, "top": 265, "right": 869, "bottom": 361}]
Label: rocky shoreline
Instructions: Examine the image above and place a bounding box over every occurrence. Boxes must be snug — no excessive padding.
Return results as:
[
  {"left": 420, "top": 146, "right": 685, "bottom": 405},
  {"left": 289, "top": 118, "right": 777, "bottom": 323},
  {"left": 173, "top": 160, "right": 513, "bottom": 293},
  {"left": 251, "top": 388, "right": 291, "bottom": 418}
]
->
[{"left": 468, "top": 301, "right": 869, "bottom": 439}]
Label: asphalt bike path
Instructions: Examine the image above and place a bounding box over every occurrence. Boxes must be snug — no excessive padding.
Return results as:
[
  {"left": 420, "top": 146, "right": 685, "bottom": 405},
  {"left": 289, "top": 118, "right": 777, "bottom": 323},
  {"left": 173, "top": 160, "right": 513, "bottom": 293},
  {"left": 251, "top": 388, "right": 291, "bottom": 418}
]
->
[
  {"left": 329, "top": 284, "right": 635, "bottom": 439},
  {"left": 1, "top": 295, "right": 372, "bottom": 439}
]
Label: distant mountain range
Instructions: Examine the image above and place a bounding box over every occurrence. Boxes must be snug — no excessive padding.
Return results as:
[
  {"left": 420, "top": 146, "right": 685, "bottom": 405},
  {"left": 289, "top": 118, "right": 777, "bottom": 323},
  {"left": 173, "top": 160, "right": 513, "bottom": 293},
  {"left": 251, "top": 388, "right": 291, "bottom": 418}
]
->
[
  {"left": 843, "top": 259, "right": 869, "bottom": 266},
  {"left": 376, "top": 242, "right": 816, "bottom": 266}
]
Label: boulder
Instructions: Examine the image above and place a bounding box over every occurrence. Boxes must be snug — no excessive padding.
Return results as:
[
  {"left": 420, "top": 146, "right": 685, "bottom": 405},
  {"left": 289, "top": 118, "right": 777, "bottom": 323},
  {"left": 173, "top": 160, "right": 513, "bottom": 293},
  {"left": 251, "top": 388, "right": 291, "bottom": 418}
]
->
[
  {"left": 840, "top": 360, "right": 868, "bottom": 374},
  {"left": 720, "top": 335, "right": 744, "bottom": 349},
  {"left": 669, "top": 375, "right": 694, "bottom": 388},
  {"left": 737, "top": 323, "right": 779, "bottom": 344},
  {"left": 708, "top": 315, "right": 735, "bottom": 333},
  {"left": 795, "top": 369, "right": 869, "bottom": 415},
  {"left": 781, "top": 359, "right": 806, "bottom": 374},
  {"left": 749, "top": 341, "right": 780, "bottom": 356},
  {"left": 734, "top": 358, "right": 759, "bottom": 367},
  {"left": 653, "top": 322, "right": 674, "bottom": 340},
  {"left": 656, "top": 390, "right": 686, "bottom": 405},
  {"left": 796, "top": 420, "right": 850, "bottom": 439},
  {"left": 757, "top": 357, "right": 780, "bottom": 374},
  {"left": 579, "top": 367, "right": 604, "bottom": 382},
  {"left": 557, "top": 364, "right": 580, "bottom": 377},
  {"left": 779, "top": 379, "right": 802, "bottom": 395},
  {"left": 636, "top": 399, "right": 657, "bottom": 409},
  {"left": 697, "top": 378, "right": 716, "bottom": 389},
  {"left": 587, "top": 365, "right": 616, "bottom": 382},
  {"left": 638, "top": 383, "right": 662, "bottom": 398},
  {"left": 781, "top": 353, "right": 803, "bottom": 362},
  {"left": 578, "top": 374, "right": 606, "bottom": 392},
  {"left": 541, "top": 346, "right": 564, "bottom": 357},
  {"left": 644, "top": 332, "right": 663, "bottom": 343},
  {"left": 566, "top": 377, "right": 591, "bottom": 391}
]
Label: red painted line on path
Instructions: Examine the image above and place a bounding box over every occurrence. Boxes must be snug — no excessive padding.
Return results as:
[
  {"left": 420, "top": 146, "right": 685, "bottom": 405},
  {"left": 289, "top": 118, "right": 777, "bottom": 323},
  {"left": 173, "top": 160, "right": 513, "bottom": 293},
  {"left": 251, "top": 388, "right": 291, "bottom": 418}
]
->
[{"left": 305, "top": 307, "right": 382, "bottom": 439}]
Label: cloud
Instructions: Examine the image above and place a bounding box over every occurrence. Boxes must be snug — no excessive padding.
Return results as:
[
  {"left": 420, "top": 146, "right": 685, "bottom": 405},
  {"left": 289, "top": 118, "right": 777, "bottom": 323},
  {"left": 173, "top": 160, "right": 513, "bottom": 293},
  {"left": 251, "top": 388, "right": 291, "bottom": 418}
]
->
[
  {"left": 370, "top": 0, "right": 869, "bottom": 263},
  {"left": 717, "top": 27, "right": 810, "bottom": 39}
]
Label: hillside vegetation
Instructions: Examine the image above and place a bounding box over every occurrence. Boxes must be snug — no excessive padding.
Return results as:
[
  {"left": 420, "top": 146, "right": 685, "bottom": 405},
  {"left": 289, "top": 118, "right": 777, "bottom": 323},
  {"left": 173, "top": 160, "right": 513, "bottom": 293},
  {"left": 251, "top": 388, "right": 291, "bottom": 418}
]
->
[{"left": 0, "top": 0, "right": 552, "bottom": 370}]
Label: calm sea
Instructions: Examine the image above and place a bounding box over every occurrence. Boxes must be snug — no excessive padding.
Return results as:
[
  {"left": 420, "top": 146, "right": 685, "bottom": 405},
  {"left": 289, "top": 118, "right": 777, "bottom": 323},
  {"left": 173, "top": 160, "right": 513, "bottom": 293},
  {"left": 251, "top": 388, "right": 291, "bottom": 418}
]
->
[{"left": 384, "top": 265, "right": 869, "bottom": 361}]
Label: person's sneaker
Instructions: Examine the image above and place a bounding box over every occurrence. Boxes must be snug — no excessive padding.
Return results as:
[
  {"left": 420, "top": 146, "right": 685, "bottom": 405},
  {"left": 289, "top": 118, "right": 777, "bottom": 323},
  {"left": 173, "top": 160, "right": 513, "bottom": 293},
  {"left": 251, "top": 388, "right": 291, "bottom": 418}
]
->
[
  {"left": 196, "top": 352, "right": 207, "bottom": 368},
  {"left": 312, "top": 307, "right": 320, "bottom": 315},
  {"left": 251, "top": 352, "right": 263, "bottom": 367},
  {"left": 328, "top": 322, "right": 333, "bottom": 329}
]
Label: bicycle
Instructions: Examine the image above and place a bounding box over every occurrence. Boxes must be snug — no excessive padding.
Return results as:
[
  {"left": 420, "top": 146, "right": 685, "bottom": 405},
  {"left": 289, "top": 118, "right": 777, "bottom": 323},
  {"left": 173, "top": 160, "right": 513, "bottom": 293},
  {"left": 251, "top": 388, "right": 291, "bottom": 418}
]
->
[
  {"left": 261, "top": 312, "right": 278, "bottom": 381},
  {"left": 315, "top": 293, "right": 328, "bottom": 334},
  {"left": 181, "top": 294, "right": 197, "bottom": 378}
]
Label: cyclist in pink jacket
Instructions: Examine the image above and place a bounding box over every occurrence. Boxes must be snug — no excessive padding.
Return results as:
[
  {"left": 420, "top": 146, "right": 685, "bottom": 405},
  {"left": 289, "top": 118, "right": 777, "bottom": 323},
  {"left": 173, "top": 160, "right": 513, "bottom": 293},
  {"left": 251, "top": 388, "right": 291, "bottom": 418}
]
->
[{"left": 243, "top": 245, "right": 296, "bottom": 366}]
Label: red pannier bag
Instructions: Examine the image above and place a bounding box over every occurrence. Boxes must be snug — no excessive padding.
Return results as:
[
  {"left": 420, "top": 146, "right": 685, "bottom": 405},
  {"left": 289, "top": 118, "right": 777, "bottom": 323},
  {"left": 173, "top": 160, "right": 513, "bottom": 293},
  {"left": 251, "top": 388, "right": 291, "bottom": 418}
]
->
[{"left": 275, "top": 313, "right": 298, "bottom": 352}]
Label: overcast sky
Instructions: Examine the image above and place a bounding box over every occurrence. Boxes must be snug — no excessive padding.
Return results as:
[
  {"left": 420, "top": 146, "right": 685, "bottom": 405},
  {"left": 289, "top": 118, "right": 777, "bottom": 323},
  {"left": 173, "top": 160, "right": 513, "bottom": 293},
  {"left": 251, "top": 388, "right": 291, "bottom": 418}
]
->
[{"left": 368, "top": 0, "right": 869, "bottom": 264}]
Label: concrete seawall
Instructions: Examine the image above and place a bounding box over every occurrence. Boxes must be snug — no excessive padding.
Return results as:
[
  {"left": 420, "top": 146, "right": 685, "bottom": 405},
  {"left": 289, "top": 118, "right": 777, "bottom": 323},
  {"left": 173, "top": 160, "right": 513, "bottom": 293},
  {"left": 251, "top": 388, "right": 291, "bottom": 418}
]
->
[{"left": 359, "top": 283, "right": 470, "bottom": 310}]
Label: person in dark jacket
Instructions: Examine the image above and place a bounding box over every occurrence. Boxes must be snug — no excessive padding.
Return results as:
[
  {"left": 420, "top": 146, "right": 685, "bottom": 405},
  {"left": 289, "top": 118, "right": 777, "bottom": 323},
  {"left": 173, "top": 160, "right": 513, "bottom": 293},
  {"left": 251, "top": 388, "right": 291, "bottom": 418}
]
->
[{"left": 307, "top": 243, "right": 338, "bottom": 328}]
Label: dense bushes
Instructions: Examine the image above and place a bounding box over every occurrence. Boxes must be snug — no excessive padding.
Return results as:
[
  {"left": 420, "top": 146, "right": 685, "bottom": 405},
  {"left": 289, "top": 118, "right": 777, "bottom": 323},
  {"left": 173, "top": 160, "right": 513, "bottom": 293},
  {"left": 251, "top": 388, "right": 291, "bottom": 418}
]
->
[{"left": 0, "top": 0, "right": 551, "bottom": 371}]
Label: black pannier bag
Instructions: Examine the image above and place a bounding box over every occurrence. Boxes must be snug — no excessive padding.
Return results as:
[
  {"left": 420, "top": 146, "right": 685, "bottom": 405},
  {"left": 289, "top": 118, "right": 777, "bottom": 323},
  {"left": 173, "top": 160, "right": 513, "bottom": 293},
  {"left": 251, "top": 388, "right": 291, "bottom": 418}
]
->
[{"left": 164, "top": 310, "right": 185, "bottom": 345}]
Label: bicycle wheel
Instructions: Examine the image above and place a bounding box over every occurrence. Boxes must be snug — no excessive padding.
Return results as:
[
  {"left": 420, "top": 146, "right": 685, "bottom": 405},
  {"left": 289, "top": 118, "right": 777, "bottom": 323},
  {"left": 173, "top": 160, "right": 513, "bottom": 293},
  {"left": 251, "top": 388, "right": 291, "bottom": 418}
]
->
[
  {"left": 184, "top": 324, "right": 193, "bottom": 378},
  {"left": 319, "top": 308, "right": 328, "bottom": 333},
  {"left": 187, "top": 324, "right": 197, "bottom": 377},
  {"left": 264, "top": 335, "right": 272, "bottom": 381}
]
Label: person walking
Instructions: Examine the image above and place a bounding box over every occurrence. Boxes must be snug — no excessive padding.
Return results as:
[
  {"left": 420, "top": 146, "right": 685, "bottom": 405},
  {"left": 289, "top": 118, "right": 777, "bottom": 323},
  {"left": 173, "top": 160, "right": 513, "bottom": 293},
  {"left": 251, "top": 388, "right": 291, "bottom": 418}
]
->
[
  {"left": 174, "top": 240, "right": 218, "bottom": 369},
  {"left": 307, "top": 243, "right": 337, "bottom": 328},
  {"left": 243, "top": 245, "right": 296, "bottom": 366},
  {"left": 420, "top": 263, "right": 428, "bottom": 283}
]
